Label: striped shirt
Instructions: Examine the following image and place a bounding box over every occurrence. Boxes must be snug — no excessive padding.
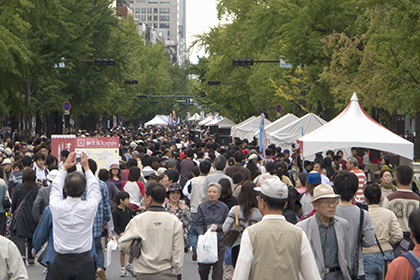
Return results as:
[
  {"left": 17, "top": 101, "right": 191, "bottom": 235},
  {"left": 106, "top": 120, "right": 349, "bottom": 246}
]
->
[{"left": 350, "top": 167, "right": 366, "bottom": 203}]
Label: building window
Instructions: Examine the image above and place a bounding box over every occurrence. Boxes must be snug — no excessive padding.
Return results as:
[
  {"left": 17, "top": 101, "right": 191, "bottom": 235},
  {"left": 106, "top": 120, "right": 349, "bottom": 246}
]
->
[
  {"left": 147, "top": 15, "right": 152, "bottom": 21},
  {"left": 141, "top": 15, "right": 146, "bottom": 21},
  {"left": 159, "top": 15, "right": 170, "bottom": 21},
  {"left": 159, "top": 23, "right": 170, "bottom": 28},
  {"left": 135, "top": 8, "right": 140, "bottom": 13},
  {"left": 167, "top": 31, "right": 170, "bottom": 36},
  {"left": 159, "top": 8, "right": 170, "bottom": 13},
  {"left": 148, "top": 0, "right": 158, "bottom": 3},
  {"left": 135, "top": 15, "right": 140, "bottom": 19},
  {"left": 154, "top": 23, "right": 158, "bottom": 28},
  {"left": 153, "top": 8, "right": 158, "bottom": 13},
  {"left": 147, "top": 8, "right": 152, "bottom": 13},
  {"left": 141, "top": 8, "right": 146, "bottom": 13},
  {"left": 160, "top": 1, "right": 170, "bottom": 3},
  {"left": 153, "top": 15, "right": 158, "bottom": 21}
]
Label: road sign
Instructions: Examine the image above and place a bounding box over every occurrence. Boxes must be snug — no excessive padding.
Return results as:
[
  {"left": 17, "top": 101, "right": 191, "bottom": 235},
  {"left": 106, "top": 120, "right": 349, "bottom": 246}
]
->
[
  {"left": 63, "top": 102, "right": 71, "bottom": 111},
  {"left": 276, "top": 104, "right": 282, "bottom": 113}
]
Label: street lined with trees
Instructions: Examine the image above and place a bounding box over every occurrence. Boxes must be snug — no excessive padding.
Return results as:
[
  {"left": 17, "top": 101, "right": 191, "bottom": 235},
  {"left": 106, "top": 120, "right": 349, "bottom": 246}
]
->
[
  {"left": 190, "top": 0, "right": 420, "bottom": 157},
  {"left": 0, "top": 0, "right": 193, "bottom": 134}
]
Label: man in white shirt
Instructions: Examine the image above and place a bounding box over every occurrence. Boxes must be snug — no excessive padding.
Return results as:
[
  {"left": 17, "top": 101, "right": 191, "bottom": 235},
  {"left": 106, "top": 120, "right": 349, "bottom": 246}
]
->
[
  {"left": 233, "top": 178, "right": 320, "bottom": 280},
  {"left": 49, "top": 151, "right": 101, "bottom": 280}
]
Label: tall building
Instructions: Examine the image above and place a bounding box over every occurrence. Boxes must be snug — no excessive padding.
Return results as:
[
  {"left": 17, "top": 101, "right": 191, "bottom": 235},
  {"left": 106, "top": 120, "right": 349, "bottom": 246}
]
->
[{"left": 129, "top": 0, "right": 187, "bottom": 64}]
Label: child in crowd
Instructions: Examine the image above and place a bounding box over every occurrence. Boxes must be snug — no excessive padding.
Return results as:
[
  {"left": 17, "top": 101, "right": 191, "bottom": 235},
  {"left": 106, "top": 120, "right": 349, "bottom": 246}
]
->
[{"left": 112, "top": 191, "right": 135, "bottom": 277}]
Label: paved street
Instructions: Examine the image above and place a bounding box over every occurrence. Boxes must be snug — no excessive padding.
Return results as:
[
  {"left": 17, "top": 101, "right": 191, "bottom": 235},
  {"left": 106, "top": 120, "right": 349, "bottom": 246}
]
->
[{"left": 26, "top": 249, "right": 200, "bottom": 280}]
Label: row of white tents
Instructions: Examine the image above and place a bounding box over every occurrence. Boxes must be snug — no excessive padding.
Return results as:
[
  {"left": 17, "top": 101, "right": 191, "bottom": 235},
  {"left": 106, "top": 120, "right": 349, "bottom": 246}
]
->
[{"left": 143, "top": 93, "right": 414, "bottom": 161}]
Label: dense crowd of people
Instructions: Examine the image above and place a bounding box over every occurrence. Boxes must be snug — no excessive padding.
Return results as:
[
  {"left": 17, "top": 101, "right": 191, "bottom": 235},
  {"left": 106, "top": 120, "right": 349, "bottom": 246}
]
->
[{"left": 0, "top": 124, "right": 420, "bottom": 280}]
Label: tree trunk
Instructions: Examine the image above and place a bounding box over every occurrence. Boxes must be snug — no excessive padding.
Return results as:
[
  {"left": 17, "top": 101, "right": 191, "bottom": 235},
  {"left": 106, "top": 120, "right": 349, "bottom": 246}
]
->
[{"left": 24, "top": 77, "right": 31, "bottom": 139}]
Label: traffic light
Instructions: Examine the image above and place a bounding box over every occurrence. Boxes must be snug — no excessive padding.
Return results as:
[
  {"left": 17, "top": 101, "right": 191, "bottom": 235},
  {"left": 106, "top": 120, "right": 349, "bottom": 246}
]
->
[
  {"left": 124, "top": 80, "right": 138, "bottom": 84},
  {"left": 94, "top": 59, "right": 116, "bottom": 66},
  {"left": 207, "top": 80, "right": 222, "bottom": 86},
  {"left": 232, "top": 59, "right": 254, "bottom": 66}
]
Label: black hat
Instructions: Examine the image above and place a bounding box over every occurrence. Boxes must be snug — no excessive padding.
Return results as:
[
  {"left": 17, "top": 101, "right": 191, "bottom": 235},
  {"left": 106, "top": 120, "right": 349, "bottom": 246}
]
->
[
  {"left": 166, "top": 183, "right": 185, "bottom": 199},
  {"left": 145, "top": 173, "right": 158, "bottom": 180}
]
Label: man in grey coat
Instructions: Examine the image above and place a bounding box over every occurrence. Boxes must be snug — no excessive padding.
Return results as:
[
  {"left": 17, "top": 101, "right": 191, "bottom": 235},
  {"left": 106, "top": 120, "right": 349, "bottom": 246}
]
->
[{"left": 297, "top": 184, "right": 351, "bottom": 280}]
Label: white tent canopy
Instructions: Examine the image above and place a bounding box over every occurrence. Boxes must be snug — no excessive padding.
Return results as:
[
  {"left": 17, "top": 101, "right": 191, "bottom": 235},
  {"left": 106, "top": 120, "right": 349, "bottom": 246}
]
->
[
  {"left": 230, "top": 116, "right": 256, "bottom": 138},
  {"left": 207, "top": 117, "right": 236, "bottom": 129},
  {"left": 232, "top": 115, "right": 271, "bottom": 141},
  {"left": 255, "top": 113, "right": 299, "bottom": 140},
  {"left": 269, "top": 113, "right": 327, "bottom": 149},
  {"left": 188, "top": 113, "right": 201, "bottom": 121},
  {"left": 297, "top": 93, "right": 414, "bottom": 160},
  {"left": 144, "top": 115, "right": 169, "bottom": 127},
  {"left": 199, "top": 115, "right": 214, "bottom": 126}
]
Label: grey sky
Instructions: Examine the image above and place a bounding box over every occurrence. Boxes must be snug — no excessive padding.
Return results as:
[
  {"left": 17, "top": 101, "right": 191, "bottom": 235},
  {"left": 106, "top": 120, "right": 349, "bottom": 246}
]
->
[{"left": 186, "top": 0, "right": 219, "bottom": 64}]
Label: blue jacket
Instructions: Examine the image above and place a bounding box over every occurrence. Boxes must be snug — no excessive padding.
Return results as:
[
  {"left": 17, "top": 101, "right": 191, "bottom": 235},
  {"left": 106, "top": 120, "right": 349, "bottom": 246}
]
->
[{"left": 33, "top": 206, "right": 56, "bottom": 266}]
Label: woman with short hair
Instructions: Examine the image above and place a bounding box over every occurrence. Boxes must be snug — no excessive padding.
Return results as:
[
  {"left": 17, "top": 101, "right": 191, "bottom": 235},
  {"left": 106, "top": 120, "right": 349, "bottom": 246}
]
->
[{"left": 196, "top": 183, "right": 229, "bottom": 280}]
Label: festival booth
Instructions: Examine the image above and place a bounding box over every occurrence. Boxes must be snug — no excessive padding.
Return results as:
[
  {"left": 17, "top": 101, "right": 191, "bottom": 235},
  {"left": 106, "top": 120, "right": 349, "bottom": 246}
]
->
[
  {"left": 207, "top": 117, "right": 236, "bottom": 129},
  {"left": 188, "top": 113, "right": 201, "bottom": 121},
  {"left": 233, "top": 115, "right": 271, "bottom": 141},
  {"left": 297, "top": 93, "right": 414, "bottom": 163},
  {"left": 254, "top": 113, "right": 299, "bottom": 141},
  {"left": 144, "top": 115, "right": 169, "bottom": 127},
  {"left": 198, "top": 115, "right": 214, "bottom": 126},
  {"left": 230, "top": 116, "right": 256, "bottom": 138},
  {"left": 269, "top": 113, "right": 327, "bottom": 152}
]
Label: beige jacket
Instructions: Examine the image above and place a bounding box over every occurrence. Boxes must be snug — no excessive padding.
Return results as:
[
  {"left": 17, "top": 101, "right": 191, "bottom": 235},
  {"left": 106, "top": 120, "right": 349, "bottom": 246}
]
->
[
  {"left": 119, "top": 206, "right": 184, "bottom": 275},
  {"left": 362, "top": 205, "right": 403, "bottom": 254}
]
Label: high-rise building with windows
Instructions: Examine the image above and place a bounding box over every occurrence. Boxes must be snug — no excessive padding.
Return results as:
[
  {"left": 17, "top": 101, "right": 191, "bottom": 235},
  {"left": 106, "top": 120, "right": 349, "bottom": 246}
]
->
[{"left": 129, "top": 0, "right": 187, "bottom": 64}]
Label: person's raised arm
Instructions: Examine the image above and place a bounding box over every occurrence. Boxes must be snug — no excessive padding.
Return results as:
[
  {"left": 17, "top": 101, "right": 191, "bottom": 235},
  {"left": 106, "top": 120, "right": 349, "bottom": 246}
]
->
[
  {"left": 50, "top": 152, "right": 76, "bottom": 208},
  {"left": 81, "top": 153, "right": 101, "bottom": 210}
]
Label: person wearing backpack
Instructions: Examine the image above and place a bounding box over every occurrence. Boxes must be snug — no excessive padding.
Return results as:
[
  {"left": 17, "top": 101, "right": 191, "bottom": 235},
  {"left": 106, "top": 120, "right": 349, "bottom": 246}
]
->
[{"left": 386, "top": 208, "right": 420, "bottom": 280}]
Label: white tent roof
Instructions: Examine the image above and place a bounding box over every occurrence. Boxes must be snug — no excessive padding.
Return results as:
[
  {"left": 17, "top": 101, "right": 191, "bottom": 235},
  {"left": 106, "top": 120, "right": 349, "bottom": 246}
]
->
[
  {"left": 144, "top": 115, "right": 169, "bottom": 127},
  {"left": 188, "top": 113, "right": 201, "bottom": 121},
  {"left": 255, "top": 114, "right": 299, "bottom": 139},
  {"left": 207, "top": 117, "right": 236, "bottom": 129},
  {"left": 230, "top": 116, "right": 256, "bottom": 138},
  {"left": 199, "top": 116, "right": 214, "bottom": 126},
  {"left": 233, "top": 115, "right": 271, "bottom": 141},
  {"left": 269, "top": 113, "right": 327, "bottom": 148},
  {"left": 297, "top": 93, "right": 414, "bottom": 160}
]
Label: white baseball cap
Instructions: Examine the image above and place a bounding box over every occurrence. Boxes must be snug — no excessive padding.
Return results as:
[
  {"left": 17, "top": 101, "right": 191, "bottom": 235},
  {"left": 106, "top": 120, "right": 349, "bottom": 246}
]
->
[{"left": 254, "top": 177, "right": 288, "bottom": 199}]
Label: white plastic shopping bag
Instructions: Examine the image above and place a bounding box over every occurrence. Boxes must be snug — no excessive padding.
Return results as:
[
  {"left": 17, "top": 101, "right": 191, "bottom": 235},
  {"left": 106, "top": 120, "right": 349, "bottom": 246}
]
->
[
  {"left": 197, "top": 228, "right": 218, "bottom": 264},
  {"left": 106, "top": 237, "right": 119, "bottom": 267}
]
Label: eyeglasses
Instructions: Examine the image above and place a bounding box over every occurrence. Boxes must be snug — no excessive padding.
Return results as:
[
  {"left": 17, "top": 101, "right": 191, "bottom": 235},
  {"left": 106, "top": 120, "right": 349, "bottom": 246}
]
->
[{"left": 317, "top": 199, "right": 339, "bottom": 207}]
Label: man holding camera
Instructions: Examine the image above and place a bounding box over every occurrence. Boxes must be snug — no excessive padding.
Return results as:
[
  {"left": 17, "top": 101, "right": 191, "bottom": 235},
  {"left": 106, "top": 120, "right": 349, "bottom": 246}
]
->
[{"left": 49, "top": 152, "right": 101, "bottom": 280}]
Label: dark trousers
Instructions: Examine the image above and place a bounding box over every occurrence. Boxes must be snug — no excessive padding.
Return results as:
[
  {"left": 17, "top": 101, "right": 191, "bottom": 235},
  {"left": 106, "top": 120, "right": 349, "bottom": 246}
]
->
[
  {"left": 53, "top": 251, "right": 96, "bottom": 280},
  {"left": 231, "top": 245, "right": 240, "bottom": 268},
  {"left": 45, "top": 262, "right": 53, "bottom": 280},
  {"left": 15, "top": 235, "right": 33, "bottom": 261},
  {"left": 198, "top": 240, "right": 225, "bottom": 280},
  {"left": 0, "top": 213, "right": 6, "bottom": 236}
]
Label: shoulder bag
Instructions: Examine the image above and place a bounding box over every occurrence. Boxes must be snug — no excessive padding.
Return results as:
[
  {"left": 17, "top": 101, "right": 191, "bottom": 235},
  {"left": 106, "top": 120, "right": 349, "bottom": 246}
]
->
[
  {"left": 129, "top": 238, "right": 142, "bottom": 258},
  {"left": 8, "top": 188, "right": 33, "bottom": 236},
  {"left": 374, "top": 233, "right": 391, "bottom": 277},
  {"left": 223, "top": 206, "right": 241, "bottom": 247}
]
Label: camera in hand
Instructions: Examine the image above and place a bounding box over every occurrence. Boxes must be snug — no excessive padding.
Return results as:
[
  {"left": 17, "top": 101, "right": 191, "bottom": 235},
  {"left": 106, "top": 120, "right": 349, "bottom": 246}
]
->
[{"left": 76, "top": 151, "right": 82, "bottom": 163}]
